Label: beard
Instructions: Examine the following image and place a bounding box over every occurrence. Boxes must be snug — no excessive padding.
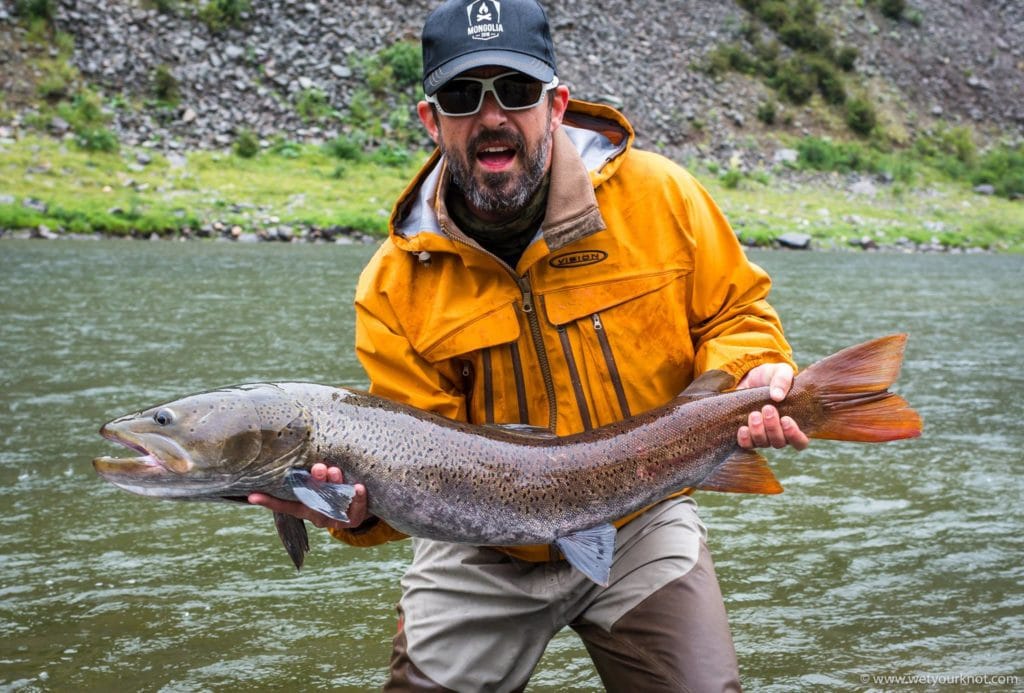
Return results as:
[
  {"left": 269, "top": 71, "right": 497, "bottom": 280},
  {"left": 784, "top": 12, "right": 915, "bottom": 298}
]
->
[{"left": 442, "top": 110, "right": 553, "bottom": 217}]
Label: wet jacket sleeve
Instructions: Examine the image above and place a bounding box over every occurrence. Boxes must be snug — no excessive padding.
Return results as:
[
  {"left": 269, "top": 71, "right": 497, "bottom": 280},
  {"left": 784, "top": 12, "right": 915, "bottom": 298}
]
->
[{"left": 680, "top": 172, "right": 795, "bottom": 382}]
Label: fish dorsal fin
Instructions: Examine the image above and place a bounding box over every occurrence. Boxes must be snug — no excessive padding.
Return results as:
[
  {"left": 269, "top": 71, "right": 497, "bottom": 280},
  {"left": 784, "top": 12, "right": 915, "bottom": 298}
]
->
[
  {"left": 675, "top": 369, "right": 736, "bottom": 403},
  {"left": 555, "top": 523, "right": 617, "bottom": 587},
  {"left": 697, "top": 448, "right": 784, "bottom": 494},
  {"left": 484, "top": 422, "right": 558, "bottom": 439},
  {"left": 286, "top": 469, "right": 356, "bottom": 522},
  {"left": 273, "top": 511, "right": 309, "bottom": 570}
]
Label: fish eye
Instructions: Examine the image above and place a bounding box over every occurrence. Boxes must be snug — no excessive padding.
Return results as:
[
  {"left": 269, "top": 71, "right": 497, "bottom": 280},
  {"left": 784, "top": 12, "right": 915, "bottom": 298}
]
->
[{"left": 153, "top": 408, "right": 175, "bottom": 426}]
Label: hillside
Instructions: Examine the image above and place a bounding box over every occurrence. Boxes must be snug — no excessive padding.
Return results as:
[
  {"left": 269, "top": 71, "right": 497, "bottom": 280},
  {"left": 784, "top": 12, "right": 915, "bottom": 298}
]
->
[{"left": 1, "top": 0, "right": 1022, "bottom": 165}]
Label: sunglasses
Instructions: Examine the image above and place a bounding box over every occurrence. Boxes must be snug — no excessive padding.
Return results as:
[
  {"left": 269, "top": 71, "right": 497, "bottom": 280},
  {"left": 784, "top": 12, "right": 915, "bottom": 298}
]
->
[{"left": 426, "top": 72, "right": 559, "bottom": 117}]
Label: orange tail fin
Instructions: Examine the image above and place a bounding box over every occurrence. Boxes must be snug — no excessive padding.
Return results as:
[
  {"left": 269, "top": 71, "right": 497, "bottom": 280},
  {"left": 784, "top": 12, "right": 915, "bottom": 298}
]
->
[{"left": 799, "top": 334, "right": 923, "bottom": 442}]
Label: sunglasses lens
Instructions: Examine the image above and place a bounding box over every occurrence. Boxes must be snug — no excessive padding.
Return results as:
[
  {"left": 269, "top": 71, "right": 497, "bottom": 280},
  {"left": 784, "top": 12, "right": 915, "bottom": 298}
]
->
[
  {"left": 435, "top": 81, "right": 484, "bottom": 115},
  {"left": 432, "top": 74, "right": 549, "bottom": 115},
  {"left": 494, "top": 76, "right": 544, "bottom": 109}
]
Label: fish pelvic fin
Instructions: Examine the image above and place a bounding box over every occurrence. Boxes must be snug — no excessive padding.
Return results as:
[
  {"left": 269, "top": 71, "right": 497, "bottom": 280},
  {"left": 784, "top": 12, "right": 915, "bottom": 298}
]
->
[
  {"left": 697, "top": 448, "right": 784, "bottom": 494},
  {"left": 800, "top": 334, "right": 923, "bottom": 442},
  {"left": 286, "top": 469, "right": 356, "bottom": 523},
  {"left": 274, "top": 512, "right": 309, "bottom": 570},
  {"left": 555, "top": 523, "right": 617, "bottom": 587},
  {"left": 676, "top": 369, "right": 736, "bottom": 401}
]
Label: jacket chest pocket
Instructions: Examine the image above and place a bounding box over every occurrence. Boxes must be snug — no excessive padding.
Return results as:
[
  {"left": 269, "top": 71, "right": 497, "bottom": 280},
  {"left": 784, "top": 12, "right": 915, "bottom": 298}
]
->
[{"left": 542, "top": 269, "right": 697, "bottom": 427}]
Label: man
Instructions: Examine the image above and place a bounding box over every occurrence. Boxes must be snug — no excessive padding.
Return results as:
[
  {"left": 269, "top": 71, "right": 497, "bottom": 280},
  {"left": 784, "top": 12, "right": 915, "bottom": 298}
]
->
[{"left": 251, "top": 0, "right": 808, "bottom": 689}]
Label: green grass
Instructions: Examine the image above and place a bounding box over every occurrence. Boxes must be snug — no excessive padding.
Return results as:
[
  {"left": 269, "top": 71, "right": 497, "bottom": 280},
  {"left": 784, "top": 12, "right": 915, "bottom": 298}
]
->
[
  {"left": 704, "top": 169, "right": 1023, "bottom": 252},
  {"left": 0, "top": 135, "right": 425, "bottom": 236},
  {"left": 1, "top": 134, "right": 1020, "bottom": 252}
]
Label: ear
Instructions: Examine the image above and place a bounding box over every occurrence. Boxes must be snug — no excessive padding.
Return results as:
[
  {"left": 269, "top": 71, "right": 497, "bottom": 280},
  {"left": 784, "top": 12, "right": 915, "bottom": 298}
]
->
[
  {"left": 417, "top": 101, "right": 440, "bottom": 144},
  {"left": 549, "top": 85, "right": 570, "bottom": 132}
]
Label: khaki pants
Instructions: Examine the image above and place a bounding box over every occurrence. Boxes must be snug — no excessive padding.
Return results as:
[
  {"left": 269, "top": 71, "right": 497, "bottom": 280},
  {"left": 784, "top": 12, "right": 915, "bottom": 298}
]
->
[{"left": 383, "top": 497, "right": 741, "bottom": 692}]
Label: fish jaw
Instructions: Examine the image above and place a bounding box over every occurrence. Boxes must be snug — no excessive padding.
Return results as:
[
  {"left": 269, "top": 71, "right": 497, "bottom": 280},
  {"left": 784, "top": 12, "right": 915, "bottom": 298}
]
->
[
  {"left": 91, "top": 456, "right": 192, "bottom": 497},
  {"left": 92, "top": 422, "right": 212, "bottom": 498},
  {"left": 100, "top": 420, "right": 194, "bottom": 472}
]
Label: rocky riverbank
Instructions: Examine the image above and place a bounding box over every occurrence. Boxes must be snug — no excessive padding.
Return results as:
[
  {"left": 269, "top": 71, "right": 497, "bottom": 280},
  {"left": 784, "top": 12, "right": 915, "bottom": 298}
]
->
[{"left": 1, "top": 0, "right": 1022, "bottom": 166}]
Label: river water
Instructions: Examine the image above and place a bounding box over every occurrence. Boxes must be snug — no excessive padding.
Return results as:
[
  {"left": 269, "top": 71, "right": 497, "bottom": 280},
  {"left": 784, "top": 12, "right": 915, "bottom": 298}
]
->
[{"left": 1, "top": 240, "right": 1021, "bottom": 692}]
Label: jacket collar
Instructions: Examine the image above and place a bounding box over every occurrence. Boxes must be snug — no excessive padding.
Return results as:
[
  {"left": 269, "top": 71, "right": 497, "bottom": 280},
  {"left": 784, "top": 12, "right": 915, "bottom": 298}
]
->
[{"left": 390, "top": 99, "right": 633, "bottom": 256}]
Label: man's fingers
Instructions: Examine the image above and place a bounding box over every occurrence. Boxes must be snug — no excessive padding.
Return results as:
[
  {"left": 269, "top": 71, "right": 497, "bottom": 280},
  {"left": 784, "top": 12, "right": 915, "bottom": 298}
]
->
[
  {"left": 248, "top": 492, "right": 315, "bottom": 522},
  {"left": 249, "top": 466, "right": 371, "bottom": 531},
  {"left": 248, "top": 492, "right": 283, "bottom": 512},
  {"left": 761, "top": 405, "right": 787, "bottom": 448},
  {"left": 345, "top": 484, "right": 369, "bottom": 526},
  {"left": 745, "top": 410, "right": 767, "bottom": 447},
  {"left": 781, "top": 416, "right": 810, "bottom": 450},
  {"left": 737, "top": 425, "right": 753, "bottom": 448},
  {"left": 738, "top": 407, "right": 808, "bottom": 451},
  {"left": 768, "top": 366, "right": 793, "bottom": 402}
]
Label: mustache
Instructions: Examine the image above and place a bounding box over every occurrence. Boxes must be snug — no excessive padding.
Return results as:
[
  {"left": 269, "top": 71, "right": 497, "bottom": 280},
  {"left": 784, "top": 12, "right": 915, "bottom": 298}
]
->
[{"left": 469, "top": 129, "right": 525, "bottom": 157}]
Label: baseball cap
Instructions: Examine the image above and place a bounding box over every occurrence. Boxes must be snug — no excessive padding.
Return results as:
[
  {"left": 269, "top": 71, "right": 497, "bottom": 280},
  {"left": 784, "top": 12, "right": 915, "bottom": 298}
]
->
[{"left": 422, "top": 0, "right": 557, "bottom": 96}]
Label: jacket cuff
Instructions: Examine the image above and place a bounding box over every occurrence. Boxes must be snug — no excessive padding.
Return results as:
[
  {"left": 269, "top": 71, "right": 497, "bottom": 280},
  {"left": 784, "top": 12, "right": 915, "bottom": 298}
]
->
[
  {"left": 327, "top": 520, "right": 408, "bottom": 548},
  {"left": 707, "top": 349, "right": 796, "bottom": 387}
]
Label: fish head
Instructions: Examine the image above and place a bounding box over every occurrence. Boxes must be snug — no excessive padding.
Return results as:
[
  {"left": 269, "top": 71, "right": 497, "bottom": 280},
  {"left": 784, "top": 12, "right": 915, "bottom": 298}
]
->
[{"left": 93, "top": 384, "right": 312, "bottom": 499}]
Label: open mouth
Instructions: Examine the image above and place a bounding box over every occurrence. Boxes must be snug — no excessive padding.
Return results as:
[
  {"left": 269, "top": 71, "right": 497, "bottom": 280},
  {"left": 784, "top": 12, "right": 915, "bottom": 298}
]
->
[
  {"left": 92, "top": 423, "right": 193, "bottom": 476},
  {"left": 475, "top": 143, "right": 518, "bottom": 172},
  {"left": 97, "top": 425, "right": 161, "bottom": 467},
  {"left": 92, "top": 424, "right": 205, "bottom": 499}
]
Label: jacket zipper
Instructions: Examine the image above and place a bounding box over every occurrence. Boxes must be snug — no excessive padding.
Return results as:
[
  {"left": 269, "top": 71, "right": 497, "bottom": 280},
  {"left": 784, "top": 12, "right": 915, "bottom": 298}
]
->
[
  {"left": 556, "top": 324, "right": 594, "bottom": 431},
  {"left": 518, "top": 275, "right": 558, "bottom": 432},
  {"left": 438, "top": 220, "right": 557, "bottom": 431},
  {"left": 592, "top": 312, "right": 632, "bottom": 419}
]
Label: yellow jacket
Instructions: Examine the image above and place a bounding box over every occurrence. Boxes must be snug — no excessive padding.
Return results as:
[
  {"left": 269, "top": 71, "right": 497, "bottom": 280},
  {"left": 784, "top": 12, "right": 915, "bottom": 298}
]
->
[{"left": 331, "top": 100, "right": 795, "bottom": 559}]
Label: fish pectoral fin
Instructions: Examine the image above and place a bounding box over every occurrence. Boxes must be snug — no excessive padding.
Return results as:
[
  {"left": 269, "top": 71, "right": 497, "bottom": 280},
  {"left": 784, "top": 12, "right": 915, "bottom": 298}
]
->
[
  {"left": 274, "top": 512, "right": 309, "bottom": 570},
  {"left": 555, "top": 523, "right": 617, "bottom": 587},
  {"left": 286, "top": 469, "right": 356, "bottom": 522},
  {"left": 697, "top": 448, "right": 784, "bottom": 494}
]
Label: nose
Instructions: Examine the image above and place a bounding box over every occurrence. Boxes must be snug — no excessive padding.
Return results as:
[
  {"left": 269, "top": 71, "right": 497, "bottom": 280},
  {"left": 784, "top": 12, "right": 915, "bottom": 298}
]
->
[{"left": 477, "top": 89, "right": 508, "bottom": 127}]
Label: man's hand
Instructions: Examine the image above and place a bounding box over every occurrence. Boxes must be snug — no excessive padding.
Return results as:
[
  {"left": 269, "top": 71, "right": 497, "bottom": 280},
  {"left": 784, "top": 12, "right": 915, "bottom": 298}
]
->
[
  {"left": 735, "top": 363, "right": 809, "bottom": 451},
  {"left": 248, "top": 462, "right": 371, "bottom": 531}
]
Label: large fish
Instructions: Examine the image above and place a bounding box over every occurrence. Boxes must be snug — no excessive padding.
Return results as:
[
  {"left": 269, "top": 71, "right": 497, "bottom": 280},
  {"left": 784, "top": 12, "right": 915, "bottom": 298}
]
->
[{"left": 93, "top": 334, "right": 921, "bottom": 585}]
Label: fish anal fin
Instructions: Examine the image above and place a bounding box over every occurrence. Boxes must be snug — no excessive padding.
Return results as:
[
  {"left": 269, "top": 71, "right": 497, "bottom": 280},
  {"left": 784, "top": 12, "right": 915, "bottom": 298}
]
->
[
  {"left": 286, "top": 468, "right": 356, "bottom": 522},
  {"left": 555, "top": 523, "right": 616, "bottom": 587},
  {"left": 697, "top": 448, "right": 783, "bottom": 495},
  {"left": 274, "top": 512, "right": 309, "bottom": 570}
]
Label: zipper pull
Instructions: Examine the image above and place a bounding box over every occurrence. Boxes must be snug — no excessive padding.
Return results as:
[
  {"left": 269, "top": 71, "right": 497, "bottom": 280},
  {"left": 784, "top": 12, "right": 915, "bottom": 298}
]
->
[
  {"left": 592, "top": 313, "right": 604, "bottom": 330},
  {"left": 522, "top": 290, "right": 534, "bottom": 313},
  {"left": 519, "top": 278, "right": 534, "bottom": 314}
]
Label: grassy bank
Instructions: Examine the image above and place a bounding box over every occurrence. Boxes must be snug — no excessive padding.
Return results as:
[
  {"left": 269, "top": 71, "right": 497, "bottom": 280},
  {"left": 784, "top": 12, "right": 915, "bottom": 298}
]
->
[
  {"left": 1, "top": 134, "right": 1021, "bottom": 251},
  {"left": 0, "top": 135, "right": 423, "bottom": 237},
  {"left": 705, "top": 172, "right": 1023, "bottom": 252}
]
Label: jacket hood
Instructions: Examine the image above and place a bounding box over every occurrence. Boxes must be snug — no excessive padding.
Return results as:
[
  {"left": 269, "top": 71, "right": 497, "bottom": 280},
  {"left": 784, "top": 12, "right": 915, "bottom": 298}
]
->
[{"left": 389, "top": 99, "right": 634, "bottom": 250}]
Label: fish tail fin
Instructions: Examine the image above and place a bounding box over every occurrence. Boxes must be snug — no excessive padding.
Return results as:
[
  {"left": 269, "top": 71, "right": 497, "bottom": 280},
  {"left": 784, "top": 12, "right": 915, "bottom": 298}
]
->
[{"left": 799, "top": 334, "right": 922, "bottom": 442}]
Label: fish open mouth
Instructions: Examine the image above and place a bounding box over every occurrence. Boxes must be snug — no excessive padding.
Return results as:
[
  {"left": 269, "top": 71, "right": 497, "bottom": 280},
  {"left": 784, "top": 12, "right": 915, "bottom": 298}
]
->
[
  {"left": 95, "top": 424, "right": 156, "bottom": 465},
  {"left": 92, "top": 423, "right": 193, "bottom": 484},
  {"left": 92, "top": 431, "right": 201, "bottom": 499}
]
